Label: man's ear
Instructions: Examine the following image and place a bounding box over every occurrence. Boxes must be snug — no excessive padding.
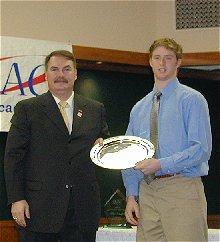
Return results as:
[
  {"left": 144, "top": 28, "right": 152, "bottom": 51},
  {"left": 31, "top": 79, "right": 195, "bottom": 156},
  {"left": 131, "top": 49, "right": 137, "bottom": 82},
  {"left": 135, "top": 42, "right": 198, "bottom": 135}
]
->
[
  {"left": 149, "top": 58, "right": 152, "bottom": 67},
  {"left": 177, "top": 59, "right": 182, "bottom": 68}
]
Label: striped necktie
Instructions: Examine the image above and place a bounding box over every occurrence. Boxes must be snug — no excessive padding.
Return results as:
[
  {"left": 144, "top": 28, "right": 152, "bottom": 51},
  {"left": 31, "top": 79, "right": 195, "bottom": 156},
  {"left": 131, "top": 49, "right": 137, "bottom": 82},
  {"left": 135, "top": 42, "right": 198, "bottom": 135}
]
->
[
  {"left": 150, "top": 91, "right": 162, "bottom": 154},
  {"left": 145, "top": 91, "right": 161, "bottom": 184}
]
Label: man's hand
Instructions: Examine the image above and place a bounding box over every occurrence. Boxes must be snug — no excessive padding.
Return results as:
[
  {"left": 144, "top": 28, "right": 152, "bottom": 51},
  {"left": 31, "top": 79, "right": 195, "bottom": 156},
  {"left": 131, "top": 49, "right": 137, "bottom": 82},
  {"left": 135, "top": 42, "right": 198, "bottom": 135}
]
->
[
  {"left": 125, "top": 196, "right": 140, "bottom": 225},
  {"left": 135, "top": 158, "right": 161, "bottom": 175},
  {"left": 94, "top": 138, "right": 104, "bottom": 146},
  {"left": 11, "top": 200, "right": 30, "bottom": 227}
]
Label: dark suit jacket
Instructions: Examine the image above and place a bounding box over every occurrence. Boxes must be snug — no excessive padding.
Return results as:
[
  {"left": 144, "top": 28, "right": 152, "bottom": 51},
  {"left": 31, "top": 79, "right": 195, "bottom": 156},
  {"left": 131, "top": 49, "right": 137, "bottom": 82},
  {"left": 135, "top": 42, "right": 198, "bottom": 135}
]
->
[{"left": 4, "top": 91, "right": 110, "bottom": 233}]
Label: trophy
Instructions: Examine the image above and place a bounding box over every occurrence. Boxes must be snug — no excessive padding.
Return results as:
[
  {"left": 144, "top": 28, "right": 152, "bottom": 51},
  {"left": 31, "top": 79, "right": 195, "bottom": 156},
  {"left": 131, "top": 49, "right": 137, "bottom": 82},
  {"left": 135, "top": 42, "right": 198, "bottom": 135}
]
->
[{"left": 104, "top": 189, "right": 127, "bottom": 226}]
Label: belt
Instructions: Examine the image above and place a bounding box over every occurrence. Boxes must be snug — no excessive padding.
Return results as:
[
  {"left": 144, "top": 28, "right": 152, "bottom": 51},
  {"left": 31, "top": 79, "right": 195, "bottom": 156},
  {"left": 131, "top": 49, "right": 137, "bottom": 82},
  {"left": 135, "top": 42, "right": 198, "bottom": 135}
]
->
[{"left": 154, "top": 173, "right": 179, "bottom": 179}]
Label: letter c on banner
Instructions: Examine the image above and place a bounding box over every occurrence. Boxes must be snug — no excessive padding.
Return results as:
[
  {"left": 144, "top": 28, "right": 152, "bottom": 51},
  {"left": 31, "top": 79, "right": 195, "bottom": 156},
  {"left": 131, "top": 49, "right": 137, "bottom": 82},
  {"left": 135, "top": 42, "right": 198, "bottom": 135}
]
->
[{"left": 28, "top": 64, "right": 45, "bottom": 96}]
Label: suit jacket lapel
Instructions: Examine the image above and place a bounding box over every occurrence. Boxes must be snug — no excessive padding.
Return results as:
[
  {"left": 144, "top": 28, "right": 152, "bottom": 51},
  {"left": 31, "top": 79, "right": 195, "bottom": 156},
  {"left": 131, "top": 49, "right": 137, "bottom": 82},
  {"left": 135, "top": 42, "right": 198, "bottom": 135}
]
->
[
  {"left": 72, "top": 94, "right": 86, "bottom": 134},
  {"left": 40, "top": 91, "right": 69, "bottom": 135}
]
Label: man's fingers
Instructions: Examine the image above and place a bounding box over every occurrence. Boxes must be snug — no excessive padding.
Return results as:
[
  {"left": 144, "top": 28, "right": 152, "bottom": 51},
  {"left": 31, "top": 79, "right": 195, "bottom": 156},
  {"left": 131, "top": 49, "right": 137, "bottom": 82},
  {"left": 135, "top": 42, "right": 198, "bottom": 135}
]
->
[
  {"left": 94, "top": 138, "right": 104, "bottom": 146},
  {"left": 11, "top": 200, "right": 29, "bottom": 227},
  {"left": 25, "top": 205, "right": 30, "bottom": 219},
  {"left": 125, "top": 211, "right": 138, "bottom": 225},
  {"left": 13, "top": 215, "right": 26, "bottom": 227}
]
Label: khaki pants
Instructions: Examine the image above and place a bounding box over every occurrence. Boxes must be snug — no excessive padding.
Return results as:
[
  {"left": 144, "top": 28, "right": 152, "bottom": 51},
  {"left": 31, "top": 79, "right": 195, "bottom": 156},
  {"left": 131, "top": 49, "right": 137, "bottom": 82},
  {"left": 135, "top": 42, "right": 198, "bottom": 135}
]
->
[{"left": 137, "top": 175, "right": 208, "bottom": 242}]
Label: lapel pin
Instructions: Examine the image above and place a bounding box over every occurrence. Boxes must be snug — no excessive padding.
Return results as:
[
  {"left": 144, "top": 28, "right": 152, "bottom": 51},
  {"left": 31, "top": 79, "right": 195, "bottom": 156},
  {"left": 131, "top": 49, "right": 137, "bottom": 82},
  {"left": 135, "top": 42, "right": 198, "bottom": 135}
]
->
[{"left": 77, "top": 109, "right": 83, "bottom": 118}]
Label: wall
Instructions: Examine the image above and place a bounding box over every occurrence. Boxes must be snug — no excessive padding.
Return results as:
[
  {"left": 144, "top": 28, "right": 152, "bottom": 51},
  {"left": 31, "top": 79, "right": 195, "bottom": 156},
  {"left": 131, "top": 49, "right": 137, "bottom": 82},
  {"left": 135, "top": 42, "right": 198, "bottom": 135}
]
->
[{"left": 1, "top": 0, "right": 219, "bottom": 53}]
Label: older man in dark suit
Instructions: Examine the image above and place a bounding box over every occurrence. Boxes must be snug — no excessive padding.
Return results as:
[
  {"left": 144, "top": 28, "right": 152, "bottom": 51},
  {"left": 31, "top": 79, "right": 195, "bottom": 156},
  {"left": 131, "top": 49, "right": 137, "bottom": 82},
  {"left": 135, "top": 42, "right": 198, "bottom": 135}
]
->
[{"left": 4, "top": 50, "right": 110, "bottom": 242}]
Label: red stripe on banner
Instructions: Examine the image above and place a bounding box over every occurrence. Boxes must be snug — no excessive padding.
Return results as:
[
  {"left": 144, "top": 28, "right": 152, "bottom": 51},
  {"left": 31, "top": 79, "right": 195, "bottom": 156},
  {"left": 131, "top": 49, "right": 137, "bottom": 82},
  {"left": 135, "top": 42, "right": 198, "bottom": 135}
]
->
[
  {"left": 0, "top": 55, "right": 46, "bottom": 61},
  {"left": 0, "top": 56, "right": 20, "bottom": 61},
  {"left": 1, "top": 74, "right": 46, "bottom": 94}
]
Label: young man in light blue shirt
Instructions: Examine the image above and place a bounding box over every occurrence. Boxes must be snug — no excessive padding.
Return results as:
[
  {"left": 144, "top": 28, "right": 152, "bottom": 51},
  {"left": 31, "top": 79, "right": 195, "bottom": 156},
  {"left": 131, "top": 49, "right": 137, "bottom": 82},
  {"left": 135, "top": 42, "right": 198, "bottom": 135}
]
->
[{"left": 121, "top": 38, "right": 212, "bottom": 241}]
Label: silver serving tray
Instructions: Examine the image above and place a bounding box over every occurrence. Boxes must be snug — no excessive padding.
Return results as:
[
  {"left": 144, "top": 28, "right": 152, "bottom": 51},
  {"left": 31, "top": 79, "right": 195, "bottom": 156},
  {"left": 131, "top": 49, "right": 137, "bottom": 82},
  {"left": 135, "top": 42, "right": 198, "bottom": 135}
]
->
[{"left": 90, "top": 136, "right": 155, "bottom": 169}]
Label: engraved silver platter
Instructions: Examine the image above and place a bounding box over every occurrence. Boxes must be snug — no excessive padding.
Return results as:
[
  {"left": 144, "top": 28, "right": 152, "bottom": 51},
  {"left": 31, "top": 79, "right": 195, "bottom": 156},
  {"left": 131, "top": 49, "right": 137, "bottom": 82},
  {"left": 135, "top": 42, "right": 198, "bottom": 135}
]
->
[{"left": 90, "top": 136, "right": 155, "bottom": 169}]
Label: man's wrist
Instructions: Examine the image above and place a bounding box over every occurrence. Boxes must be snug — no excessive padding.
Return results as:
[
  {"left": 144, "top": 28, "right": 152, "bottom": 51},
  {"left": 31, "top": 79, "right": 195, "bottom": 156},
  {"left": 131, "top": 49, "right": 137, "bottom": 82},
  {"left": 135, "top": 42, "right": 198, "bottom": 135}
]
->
[{"left": 127, "top": 195, "right": 138, "bottom": 202}]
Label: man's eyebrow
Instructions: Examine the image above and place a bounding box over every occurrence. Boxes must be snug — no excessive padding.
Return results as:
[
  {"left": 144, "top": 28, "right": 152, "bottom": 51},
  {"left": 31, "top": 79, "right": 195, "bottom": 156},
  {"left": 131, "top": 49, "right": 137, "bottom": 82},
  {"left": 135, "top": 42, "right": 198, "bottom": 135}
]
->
[
  {"left": 63, "top": 65, "right": 72, "bottom": 68},
  {"left": 49, "top": 65, "right": 72, "bottom": 69},
  {"left": 50, "top": 66, "right": 58, "bottom": 69},
  {"left": 153, "top": 54, "right": 174, "bottom": 57}
]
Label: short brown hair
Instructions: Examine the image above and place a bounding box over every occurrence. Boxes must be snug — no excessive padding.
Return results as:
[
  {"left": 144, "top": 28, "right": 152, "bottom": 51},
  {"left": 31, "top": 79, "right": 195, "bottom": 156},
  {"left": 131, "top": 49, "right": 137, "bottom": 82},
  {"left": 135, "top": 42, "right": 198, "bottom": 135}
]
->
[
  {"left": 45, "top": 50, "right": 77, "bottom": 70},
  {"left": 149, "top": 38, "right": 183, "bottom": 60}
]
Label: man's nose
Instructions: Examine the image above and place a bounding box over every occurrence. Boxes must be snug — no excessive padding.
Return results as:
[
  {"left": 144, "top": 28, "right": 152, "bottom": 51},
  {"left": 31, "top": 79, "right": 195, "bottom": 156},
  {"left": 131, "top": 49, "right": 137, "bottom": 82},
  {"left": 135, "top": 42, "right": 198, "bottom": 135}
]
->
[
  {"left": 159, "top": 58, "right": 165, "bottom": 65},
  {"left": 57, "top": 70, "right": 64, "bottom": 76}
]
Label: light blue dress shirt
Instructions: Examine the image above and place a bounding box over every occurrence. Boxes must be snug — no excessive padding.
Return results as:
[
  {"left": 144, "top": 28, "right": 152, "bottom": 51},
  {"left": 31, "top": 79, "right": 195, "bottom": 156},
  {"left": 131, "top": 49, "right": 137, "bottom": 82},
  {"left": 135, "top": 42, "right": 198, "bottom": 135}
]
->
[{"left": 121, "top": 79, "right": 212, "bottom": 197}]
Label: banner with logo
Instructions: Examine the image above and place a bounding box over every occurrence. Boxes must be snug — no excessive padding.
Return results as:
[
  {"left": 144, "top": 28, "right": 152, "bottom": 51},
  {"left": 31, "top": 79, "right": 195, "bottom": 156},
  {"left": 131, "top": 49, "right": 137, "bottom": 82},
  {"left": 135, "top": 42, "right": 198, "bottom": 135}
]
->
[{"left": 0, "top": 36, "right": 72, "bottom": 131}]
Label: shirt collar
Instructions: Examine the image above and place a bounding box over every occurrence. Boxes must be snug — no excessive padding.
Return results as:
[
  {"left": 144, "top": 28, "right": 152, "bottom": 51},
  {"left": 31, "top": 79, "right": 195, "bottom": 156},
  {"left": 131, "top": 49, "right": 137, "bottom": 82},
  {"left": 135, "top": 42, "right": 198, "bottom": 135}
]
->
[
  {"left": 153, "top": 78, "right": 179, "bottom": 98},
  {"left": 52, "top": 91, "right": 74, "bottom": 108}
]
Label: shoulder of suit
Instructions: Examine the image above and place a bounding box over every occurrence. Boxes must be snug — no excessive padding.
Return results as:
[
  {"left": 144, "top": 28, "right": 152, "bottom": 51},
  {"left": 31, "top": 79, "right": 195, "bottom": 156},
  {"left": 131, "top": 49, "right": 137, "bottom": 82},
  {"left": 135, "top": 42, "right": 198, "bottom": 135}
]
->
[
  {"left": 75, "top": 93, "right": 104, "bottom": 107},
  {"left": 16, "top": 92, "right": 49, "bottom": 107}
]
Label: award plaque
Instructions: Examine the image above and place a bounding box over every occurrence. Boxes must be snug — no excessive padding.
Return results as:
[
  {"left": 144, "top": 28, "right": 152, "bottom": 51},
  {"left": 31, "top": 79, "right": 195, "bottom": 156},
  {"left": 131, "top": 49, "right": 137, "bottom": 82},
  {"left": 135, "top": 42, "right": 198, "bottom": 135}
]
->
[
  {"left": 104, "top": 189, "right": 127, "bottom": 226},
  {"left": 90, "top": 135, "right": 155, "bottom": 169}
]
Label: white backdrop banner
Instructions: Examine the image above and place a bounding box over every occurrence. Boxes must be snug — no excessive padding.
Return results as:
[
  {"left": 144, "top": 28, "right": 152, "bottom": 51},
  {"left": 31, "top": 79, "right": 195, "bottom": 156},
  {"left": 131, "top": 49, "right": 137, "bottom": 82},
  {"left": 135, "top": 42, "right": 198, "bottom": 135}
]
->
[{"left": 0, "top": 36, "right": 72, "bottom": 131}]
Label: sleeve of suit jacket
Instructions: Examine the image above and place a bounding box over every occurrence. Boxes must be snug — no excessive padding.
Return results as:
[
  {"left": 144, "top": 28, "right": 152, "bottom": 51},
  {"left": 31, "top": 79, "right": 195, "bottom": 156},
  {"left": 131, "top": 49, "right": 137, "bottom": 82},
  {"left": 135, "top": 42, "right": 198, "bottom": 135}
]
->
[{"left": 4, "top": 100, "right": 32, "bottom": 204}]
